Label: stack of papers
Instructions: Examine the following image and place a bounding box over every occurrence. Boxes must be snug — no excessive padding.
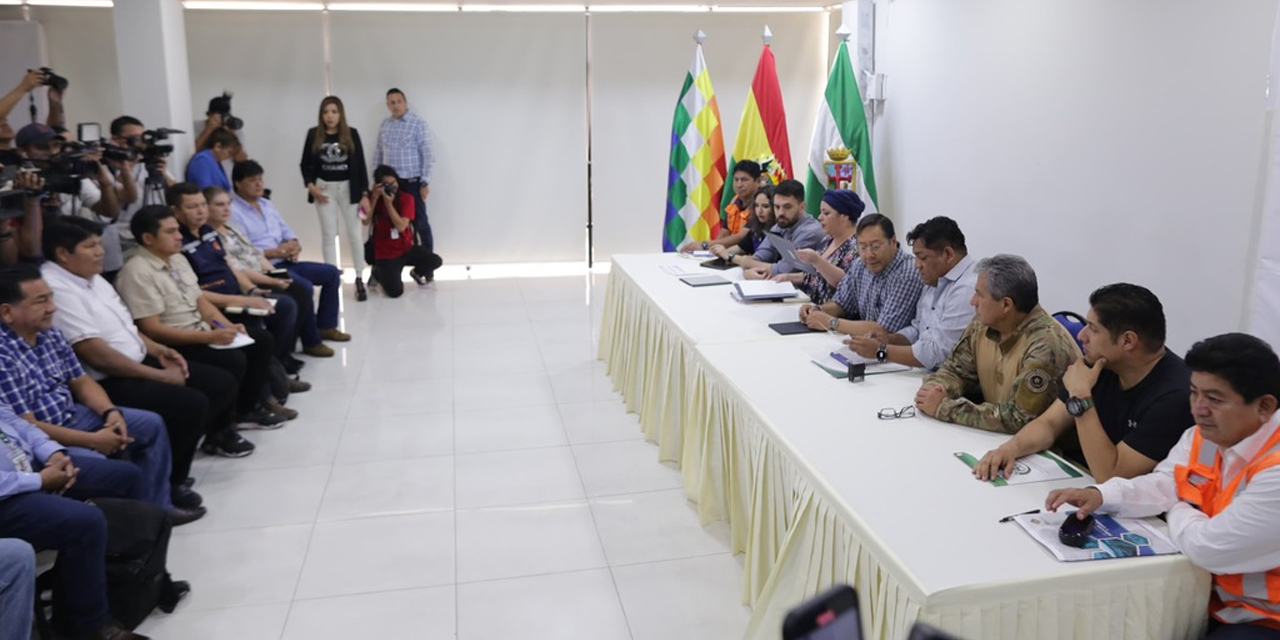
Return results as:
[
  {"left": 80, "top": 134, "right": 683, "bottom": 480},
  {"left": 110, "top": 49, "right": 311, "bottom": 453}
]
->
[
  {"left": 1013, "top": 511, "right": 1179, "bottom": 562},
  {"left": 954, "top": 450, "right": 1084, "bottom": 486},
  {"left": 809, "top": 347, "right": 913, "bottom": 378},
  {"left": 731, "top": 280, "right": 798, "bottom": 302}
]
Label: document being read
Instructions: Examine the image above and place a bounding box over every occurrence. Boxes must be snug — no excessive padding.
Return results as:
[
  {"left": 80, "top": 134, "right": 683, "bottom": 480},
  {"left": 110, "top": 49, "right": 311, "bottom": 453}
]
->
[
  {"left": 763, "top": 231, "right": 816, "bottom": 274},
  {"left": 954, "top": 450, "right": 1084, "bottom": 486},
  {"left": 1013, "top": 511, "right": 1179, "bottom": 562}
]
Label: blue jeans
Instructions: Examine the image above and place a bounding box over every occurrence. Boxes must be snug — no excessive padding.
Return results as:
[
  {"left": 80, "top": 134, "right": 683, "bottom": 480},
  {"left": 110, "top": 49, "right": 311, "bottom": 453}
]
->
[
  {"left": 0, "top": 454, "right": 143, "bottom": 634},
  {"left": 0, "top": 538, "right": 34, "bottom": 640},
  {"left": 286, "top": 261, "right": 342, "bottom": 340},
  {"left": 412, "top": 190, "right": 434, "bottom": 253},
  {"left": 64, "top": 404, "right": 172, "bottom": 510}
]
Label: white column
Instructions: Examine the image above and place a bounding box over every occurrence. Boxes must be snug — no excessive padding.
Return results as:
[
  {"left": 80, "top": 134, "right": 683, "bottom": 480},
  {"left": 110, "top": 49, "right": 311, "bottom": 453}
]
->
[{"left": 111, "top": 0, "right": 194, "bottom": 166}]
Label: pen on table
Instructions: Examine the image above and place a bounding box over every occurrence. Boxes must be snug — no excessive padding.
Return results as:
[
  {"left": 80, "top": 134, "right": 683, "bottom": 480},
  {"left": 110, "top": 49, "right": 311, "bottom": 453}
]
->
[{"left": 998, "top": 509, "right": 1041, "bottom": 523}]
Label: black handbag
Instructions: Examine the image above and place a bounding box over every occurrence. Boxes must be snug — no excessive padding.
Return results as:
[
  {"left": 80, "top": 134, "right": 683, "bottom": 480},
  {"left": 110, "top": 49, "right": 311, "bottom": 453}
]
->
[{"left": 88, "top": 498, "right": 180, "bottom": 629}]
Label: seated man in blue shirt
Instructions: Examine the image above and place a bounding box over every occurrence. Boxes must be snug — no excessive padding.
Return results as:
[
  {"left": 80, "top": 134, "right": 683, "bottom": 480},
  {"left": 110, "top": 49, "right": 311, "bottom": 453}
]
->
[
  {"left": 0, "top": 264, "right": 201, "bottom": 525},
  {"left": 800, "top": 214, "right": 925, "bottom": 336},
  {"left": 709, "top": 179, "right": 826, "bottom": 278},
  {"left": 184, "top": 127, "right": 239, "bottom": 192},
  {"left": 844, "top": 216, "right": 977, "bottom": 369},
  {"left": 229, "top": 160, "right": 351, "bottom": 358},
  {"left": 0, "top": 400, "right": 151, "bottom": 640}
]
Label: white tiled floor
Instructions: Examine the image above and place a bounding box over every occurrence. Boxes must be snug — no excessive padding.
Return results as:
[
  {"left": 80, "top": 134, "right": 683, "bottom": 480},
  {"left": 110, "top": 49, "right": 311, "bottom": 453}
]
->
[{"left": 137, "top": 273, "right": 750, "bottom": 640}]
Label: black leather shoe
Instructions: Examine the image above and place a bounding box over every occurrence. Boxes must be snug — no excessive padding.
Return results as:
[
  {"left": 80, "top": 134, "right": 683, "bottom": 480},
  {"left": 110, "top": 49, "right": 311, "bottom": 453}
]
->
[
  {"left": 74, "top": 620, "right": 150, "bottom": 640},
  {"left": 181, "top": 476, "right": 195, "bottom": 489},
  {"left": 168, "top": 506, "right": 207, "bottom": 526},
  {"left": 355, "top": 277, "right": 367, "bottom": 302},
  {"left": 172, "top": 485, "right": 203, "bottom": 509},
  {"left": 157, "top": 578, "right": 191, "bottom": 614}
]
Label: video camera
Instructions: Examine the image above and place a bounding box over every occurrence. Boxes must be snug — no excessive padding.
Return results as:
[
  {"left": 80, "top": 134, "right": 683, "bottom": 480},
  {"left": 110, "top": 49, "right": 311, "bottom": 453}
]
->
[
  {"left": 94, "top": 127, "right": 181, "bottom": 182},
  {"left": 35, "top": 141, "right": 93, "bottom": 195},
  {"left": 0, "top": 149, "right": 35, "bottom": 220},
  {"left": 0, "top": 143, "right": 90, "bottom": 198},
  {"left": 207, "top": 91, "right": 243, "bottom": 131},
  {"left": 0, "top": 154, "right": 23, "bottom": 221}
]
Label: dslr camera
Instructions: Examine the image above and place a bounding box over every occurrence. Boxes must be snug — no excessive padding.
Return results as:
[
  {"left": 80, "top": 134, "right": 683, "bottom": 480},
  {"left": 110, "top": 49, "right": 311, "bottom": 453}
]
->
[
  {"left": 37, "top": 67, "right": 69, "bottom": 92},
  {"left": 207, "top": 91, "right": 243, "bottom": 130}
]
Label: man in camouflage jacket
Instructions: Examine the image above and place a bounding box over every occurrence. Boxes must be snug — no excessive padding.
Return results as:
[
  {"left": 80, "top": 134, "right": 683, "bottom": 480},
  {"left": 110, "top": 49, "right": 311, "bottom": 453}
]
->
[{"left": 915, "top": 254, "right": 1079, "bottom": 433}]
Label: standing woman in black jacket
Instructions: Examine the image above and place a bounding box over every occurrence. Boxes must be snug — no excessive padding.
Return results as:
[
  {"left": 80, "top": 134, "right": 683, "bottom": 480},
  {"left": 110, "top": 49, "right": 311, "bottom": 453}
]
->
[{"left": 301, "top": 96, "right": 371, "bottom": 300}]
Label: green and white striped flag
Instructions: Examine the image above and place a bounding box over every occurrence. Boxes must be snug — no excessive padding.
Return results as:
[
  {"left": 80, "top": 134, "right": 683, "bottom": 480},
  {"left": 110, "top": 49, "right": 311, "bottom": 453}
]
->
[{"left": 805, "top": 39, "right": 878, "bottom": 216}]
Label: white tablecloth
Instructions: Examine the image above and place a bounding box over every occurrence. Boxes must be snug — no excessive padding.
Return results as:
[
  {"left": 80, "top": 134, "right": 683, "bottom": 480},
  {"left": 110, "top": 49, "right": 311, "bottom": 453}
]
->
[{"left": 598, "top": 253, "right": 1211, "bottom": 640}]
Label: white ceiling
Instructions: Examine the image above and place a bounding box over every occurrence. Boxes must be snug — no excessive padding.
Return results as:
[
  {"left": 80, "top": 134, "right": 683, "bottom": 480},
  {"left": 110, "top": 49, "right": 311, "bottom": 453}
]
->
[{"left": 238, "top": 0, "right": 839, "bottom": 6}]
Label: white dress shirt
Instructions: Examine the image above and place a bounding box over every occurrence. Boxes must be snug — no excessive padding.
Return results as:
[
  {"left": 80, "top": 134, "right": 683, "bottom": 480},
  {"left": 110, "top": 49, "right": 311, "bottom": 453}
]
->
[
  {"left": 41, "top": 261, "right": 147, "bottom": 380},
  {"left": 1096, "top": 411, "right": 1280, "bottom": 575},
  {"left": 897, "top": 255, "right": 978, "bottom": 370}
]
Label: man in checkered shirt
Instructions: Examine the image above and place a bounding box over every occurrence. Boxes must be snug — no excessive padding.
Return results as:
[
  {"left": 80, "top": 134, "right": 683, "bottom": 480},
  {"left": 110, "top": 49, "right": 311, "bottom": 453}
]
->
[
  {"left": 373, "top": 88, "right": 436, "bottom": 256},
  {"left": 799, "top": 213, "right": 925, "bottom": 336}
]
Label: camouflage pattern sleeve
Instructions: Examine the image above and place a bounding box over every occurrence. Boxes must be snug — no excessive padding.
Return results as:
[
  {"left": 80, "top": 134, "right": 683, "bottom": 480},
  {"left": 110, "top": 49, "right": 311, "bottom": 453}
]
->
[
  {"left": 935, "top": 318, "right": 1080, "bottom": 433},
  {"left": 922, "top": 316, "right": 982, "bottom": 398}
]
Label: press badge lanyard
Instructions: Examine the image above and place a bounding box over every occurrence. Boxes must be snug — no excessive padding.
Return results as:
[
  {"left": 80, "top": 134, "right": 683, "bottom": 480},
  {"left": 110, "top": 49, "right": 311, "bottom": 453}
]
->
[{"left": 0, "top": 430, "right": 32, "bottom": 473}]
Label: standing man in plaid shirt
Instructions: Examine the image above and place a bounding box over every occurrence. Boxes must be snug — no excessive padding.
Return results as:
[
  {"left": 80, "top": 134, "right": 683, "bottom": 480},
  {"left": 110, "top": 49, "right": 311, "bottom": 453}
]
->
[{"left": 373, "top": 88, "right": 436, "bottom": 258}]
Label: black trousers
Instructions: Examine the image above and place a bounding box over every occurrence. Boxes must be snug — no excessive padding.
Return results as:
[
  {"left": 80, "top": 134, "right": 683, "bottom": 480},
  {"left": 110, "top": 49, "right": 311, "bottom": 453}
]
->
[
  {"left": 97, "top": 359, "right": 236, "bottom": 481},
  {"left": 373, "top": 246, "right": 442, "bottom": 298},
  {"left": 177, "top": 324, "right": 275, "bottom": 415}
]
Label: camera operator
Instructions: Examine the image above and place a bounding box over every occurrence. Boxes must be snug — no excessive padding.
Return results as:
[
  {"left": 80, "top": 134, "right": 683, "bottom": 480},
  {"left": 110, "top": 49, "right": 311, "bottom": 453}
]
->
[
  {"left": 14, "top": 124, "right": 120, "bottom": 228},
  {"left": 0, "top": 169, "right": 45, "bottom": 265},
  {"left": 194, "top": 92, "right": 246, "bottom": 164},
  {"left": 0, "top": 70, "right": 62, "bottom": 150},
  {"left": 106, "top": 116, "right": 176, "bottom": 264}
]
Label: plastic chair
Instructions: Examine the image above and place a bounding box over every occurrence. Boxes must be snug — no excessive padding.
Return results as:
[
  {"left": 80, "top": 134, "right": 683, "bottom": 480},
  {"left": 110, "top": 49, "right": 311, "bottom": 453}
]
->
[{"left": 1052, "top": 310, "right": 1087, "bottom": 351}]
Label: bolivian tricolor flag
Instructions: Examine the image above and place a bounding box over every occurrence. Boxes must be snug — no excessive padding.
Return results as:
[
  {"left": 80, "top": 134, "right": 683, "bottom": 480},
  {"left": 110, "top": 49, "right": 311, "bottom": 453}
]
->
[
  {"left": 663, "top": 37, "right": 727, "bottom": 252},
  {"left": 721, "top": 39, "right": 793, "bottom": 215}
]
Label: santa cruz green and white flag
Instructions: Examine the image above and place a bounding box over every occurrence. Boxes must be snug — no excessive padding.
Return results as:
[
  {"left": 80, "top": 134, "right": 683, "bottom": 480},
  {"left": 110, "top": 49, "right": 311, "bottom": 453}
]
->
[{"left": 805, "top": 39, "right": 878, "bottom": 216}]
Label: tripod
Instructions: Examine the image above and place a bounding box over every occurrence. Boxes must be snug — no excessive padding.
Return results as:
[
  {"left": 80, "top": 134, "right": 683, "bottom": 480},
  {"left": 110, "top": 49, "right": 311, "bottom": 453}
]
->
[{"left": 140, "top": 165, "right": 167, "bottom": 207}]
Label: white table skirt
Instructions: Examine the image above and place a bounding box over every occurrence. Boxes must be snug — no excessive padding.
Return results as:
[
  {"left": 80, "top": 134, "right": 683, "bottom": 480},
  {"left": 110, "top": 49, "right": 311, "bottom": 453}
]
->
[{"left": 598, "top": 255, "right": 1211, "bottom": 640}]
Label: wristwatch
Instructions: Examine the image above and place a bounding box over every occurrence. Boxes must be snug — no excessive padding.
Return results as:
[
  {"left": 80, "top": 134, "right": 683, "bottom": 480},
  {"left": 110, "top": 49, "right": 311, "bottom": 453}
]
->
[
  {"left": 1065, "top": 396, "right": 1096, "bottom": 417},
  {"left": 876, "top": 343, "right": 888, "bottom": 363},
  {"left": 701, "top": 241, "right": 709, "bottom": 250},
  {"left": 828, "top": 317, "right": 840, "bottom": 331}
]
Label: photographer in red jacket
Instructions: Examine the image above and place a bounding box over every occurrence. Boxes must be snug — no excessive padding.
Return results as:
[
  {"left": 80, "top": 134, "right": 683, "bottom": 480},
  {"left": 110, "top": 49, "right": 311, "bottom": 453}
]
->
[{"left": 365, "top": 165, "right": 441, "bottom": 298}]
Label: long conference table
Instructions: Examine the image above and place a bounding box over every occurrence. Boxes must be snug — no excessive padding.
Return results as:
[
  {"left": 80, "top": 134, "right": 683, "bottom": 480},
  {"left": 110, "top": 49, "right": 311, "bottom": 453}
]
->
[{"left": 598, "top": 253, "right": 1211, "bottom": 640}]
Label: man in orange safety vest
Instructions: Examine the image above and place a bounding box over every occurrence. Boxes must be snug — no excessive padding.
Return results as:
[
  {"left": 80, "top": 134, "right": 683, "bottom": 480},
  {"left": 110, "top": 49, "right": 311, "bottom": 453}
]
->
[{"left": 1047, "top": 333, "right": 1280, "bottom": 639}]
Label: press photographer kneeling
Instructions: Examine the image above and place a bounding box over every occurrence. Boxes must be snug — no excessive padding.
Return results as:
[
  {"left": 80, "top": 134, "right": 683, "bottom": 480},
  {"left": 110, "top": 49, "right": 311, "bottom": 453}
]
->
[{"left": 364, "top": 165, "right": 441, "bottom": 298}]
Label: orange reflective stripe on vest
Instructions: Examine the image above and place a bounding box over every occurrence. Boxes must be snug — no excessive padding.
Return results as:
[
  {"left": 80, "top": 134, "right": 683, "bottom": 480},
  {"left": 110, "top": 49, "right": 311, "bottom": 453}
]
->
[{"left": 1173, "top": 426, "right": 1280, "bottom": 626}]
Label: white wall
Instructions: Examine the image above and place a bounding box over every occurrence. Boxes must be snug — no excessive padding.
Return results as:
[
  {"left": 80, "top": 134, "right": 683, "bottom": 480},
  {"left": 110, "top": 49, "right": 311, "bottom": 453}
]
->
[
  {"left": 185, "top": 10, "right": 328, "bottom": 262},
  {"left": 590, "top": 12, "right": 830, "bottom": 261},
  {"left": 0, "top": 7, "right": 122, "bottom": 133},
  {"left": 328, "top": 12, "right": 589, "bottom": 265},
  {"left": 871, "top": 0, "right": 1277, "bottom": 353}
]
